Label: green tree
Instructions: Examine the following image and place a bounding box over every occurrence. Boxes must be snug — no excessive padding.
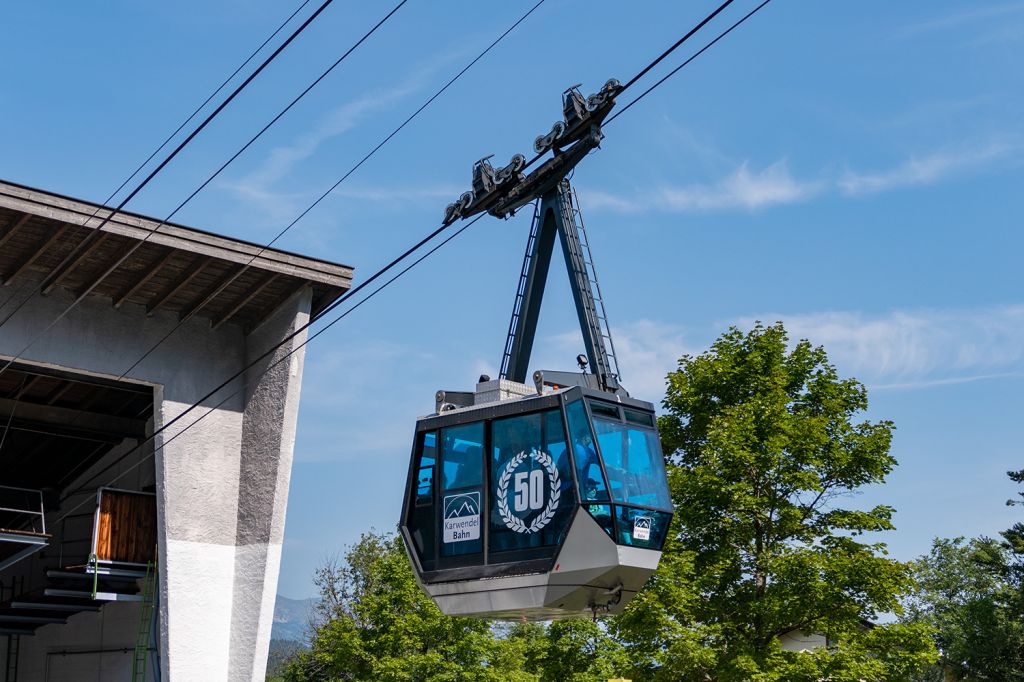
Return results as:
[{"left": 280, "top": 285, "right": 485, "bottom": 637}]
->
[
  {"left": 281, "top": 531, "right": 535, "bottom": 682},
  {"left": 616, "top": 322, "right": 936, "bottom": 681},
  {"left": 278, "top": 532, "right": 629, "bottom": 682},
  {"left": 902, "top": 536, "right": 1024, "bottom": 681}
]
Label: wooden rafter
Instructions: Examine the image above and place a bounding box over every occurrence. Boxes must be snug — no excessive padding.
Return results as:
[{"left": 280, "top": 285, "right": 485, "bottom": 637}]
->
[
  {"left": 2, "top": 224, "right": 69, "bottom": 286},
  {"left": 176, "top": 264, "right": 248, "bottom": 323},
  {"left": 112, "top": 248, "right": 176, "bottom": 309},
  {"left": 146, "top": 256, "right": 211, "bottom": 316},
  {"left": 0, "top": 212, "right": 31, "bottom": 250},
  {"left": 210, "top": 272, "right": 278, "bottom": 331},
  {"left": 41, "top": 232, "right": 110, "bottom": 295}
]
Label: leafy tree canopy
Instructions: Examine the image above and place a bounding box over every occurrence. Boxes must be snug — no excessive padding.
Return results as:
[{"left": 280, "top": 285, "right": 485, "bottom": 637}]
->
[
  {"left": 615, "top": 322, "right": 936, "bottom": 681},
  {"left": 276, "top": 532, "right": 628, "bottom": 682}
]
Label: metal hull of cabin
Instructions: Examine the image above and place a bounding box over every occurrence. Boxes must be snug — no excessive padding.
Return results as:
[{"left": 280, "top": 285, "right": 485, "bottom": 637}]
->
[{"left": 406, "top": 508, "right": 661, "bottom": 620}]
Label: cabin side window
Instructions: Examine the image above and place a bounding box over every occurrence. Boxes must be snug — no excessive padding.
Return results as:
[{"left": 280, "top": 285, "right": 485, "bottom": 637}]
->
[
  {"left": 407, "top": 431, "right": 438, "bottom": 570},
  {"left": 439, "top": 423, "right": 485, "bottom": 558},
  {"left": 593, "top": 418, "right": 672, "bottom": 510},
  {"left": 566, "top": 400, "right": 609, "bottom": 502},
  {"left": 489, "top": 409, "right": 574, "bottom": 557}
]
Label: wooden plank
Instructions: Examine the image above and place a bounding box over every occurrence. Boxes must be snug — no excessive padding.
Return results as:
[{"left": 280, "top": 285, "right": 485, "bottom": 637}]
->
[
  {"left": 2, "top": 224, "right": 69, "bottom": 286},
  {"left": 95, "top": 490, "right": 156, "bottom": 563},
  {"left": 112, "top": 248, "right": 176, "bottom": 309},
  {"left": 176, "top": 264, "right": 248, "bottom": 323},
  {"left": 0, "top": 212, "right": 31, "bottom": 250},
  {"left": 40, "top": 232, "right": 109, "bottom": 295},
  {"left": 0, "top": 183, "right": 353, "bottom": 287},
  {"left": 246, "top": 279, "right": 308, "bottom": 333},
  {"left": 210, "top": 272, "right": 278, "bottom": 331},
  {"left": 146, "top": 256, "right": 210, "bottom": 316}
]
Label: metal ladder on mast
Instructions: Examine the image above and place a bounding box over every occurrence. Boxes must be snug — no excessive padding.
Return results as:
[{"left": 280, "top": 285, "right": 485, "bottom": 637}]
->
[
  {"left": 500, "top": 201, "right": 543, "bottom": 380},
  {"left": 499, "top": 180, "right": 622, "bottom": 392},
  {"left": 131, "top": 561, "right": 157, "bottom": 681},
  {"left": 560, "top": 183, "right": 620, "bottom": 384}
]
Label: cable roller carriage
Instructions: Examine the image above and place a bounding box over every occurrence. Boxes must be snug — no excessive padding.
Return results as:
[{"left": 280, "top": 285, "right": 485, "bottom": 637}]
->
[{"left": 401, "top": 79, "right": 673, "bottom": 620}]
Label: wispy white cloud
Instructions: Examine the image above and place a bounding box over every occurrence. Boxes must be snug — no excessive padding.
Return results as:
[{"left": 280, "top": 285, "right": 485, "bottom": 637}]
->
[
  {"left": 221, "top": 54, "right": 459, "bottom": 220},
  {"left": 657, "top": 161, "right": 821, "bottom": 211},
  {"left": 838, "top": 140, "right": 1019, "bottom": 195},
  {"left": 537, "top": 304, "right": 1024, "bottom": 402},
  {"left": 584, "top": 137, "right": 1022, "bottom": 215},
  {"left": 740, "top": 305, "right": 1024, "bottom": 387},
  {"left": 581, "top": 161, "right": 819, "bottom": 214},
  {"left": 900, "top": 2, "right": 1024, "bottom": 37}
]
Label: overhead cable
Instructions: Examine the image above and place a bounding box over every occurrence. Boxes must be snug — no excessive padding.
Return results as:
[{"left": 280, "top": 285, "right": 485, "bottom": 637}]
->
[
  {"left": 520, "top": 0, "right": 740, "bottom": 171},
  {"left": 607, "top": 0, "right": 773, "bottom": 125},
  {"left": 117, "top": 0, "right": 546, "bottom": 378},
  {"left": 0, "top": 0, "right": 316, "bottom": 331},
  {"left": 55, "top": 213, "right": 486, "bottom": 519},
  {"left": 0, "top": 0, "right": 407, "bottom": 377},
  {"left": 56, "top": 0, "right": 774, "bottom": 515}
]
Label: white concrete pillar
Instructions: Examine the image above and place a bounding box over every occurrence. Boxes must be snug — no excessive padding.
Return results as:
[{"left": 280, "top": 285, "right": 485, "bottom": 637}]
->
[{"left": 155, "top": 288, "right": 310, "bottom": 681}]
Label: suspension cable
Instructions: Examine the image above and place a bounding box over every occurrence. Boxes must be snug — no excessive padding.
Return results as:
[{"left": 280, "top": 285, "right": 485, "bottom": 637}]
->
[
  {"left": 116, "top": 0, "right": 546, "bottom": 379},
  {"left": 0, "top": 0, "right": 407, "bottom": 377},
  {"left": 50, "top": 0, "right": 773, "bottom": 513},
  {"left": 54, "top": 214, "right": 485, "bottom": 520}
]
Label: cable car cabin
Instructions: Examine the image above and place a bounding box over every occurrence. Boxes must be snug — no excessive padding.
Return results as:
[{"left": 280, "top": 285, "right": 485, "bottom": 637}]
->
[{"left": 400, "top": 378, "right": 672, "bottom": 620}]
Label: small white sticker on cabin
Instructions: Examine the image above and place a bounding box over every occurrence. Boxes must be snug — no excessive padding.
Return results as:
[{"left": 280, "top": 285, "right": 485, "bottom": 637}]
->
[
  {"left": 633, "top": 516, "right": 652, "bottom": 541},
  {"left": 443, "top": 492, "right": 481, "bottom": 543}
]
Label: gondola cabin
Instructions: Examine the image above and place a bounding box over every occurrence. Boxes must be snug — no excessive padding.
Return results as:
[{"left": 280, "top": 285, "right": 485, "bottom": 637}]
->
[{"left": 400, "top": 377, "right": 672, "bottom": 620}]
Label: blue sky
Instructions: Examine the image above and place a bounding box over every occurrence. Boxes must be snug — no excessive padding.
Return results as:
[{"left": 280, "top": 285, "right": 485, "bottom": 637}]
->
[{"left": 2, "top": 1, "right": 1022, "bottom": 599}]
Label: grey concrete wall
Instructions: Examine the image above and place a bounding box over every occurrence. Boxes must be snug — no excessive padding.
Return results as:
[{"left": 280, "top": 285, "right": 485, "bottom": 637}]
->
[{"left": 0, "top": 283, "right": 313, "bottom": 681}]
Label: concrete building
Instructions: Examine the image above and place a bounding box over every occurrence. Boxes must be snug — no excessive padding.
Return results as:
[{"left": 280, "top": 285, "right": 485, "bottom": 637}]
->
[{"left": 0, "top": 180, "right": 352, "bottom": 681}]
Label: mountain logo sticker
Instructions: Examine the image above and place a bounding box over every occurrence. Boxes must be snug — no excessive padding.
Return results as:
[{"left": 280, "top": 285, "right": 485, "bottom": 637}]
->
[
  {"left": 633, "top": 516, "right": 653, "bottom": 541},
  {"left": 443, "top": 491, "right": 481, "bottom": 543}
]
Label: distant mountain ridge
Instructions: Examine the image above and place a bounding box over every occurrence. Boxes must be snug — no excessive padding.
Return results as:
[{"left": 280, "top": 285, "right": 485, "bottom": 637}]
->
[{"left": 272, "top": 594, "right": 314, "bottom": 643}]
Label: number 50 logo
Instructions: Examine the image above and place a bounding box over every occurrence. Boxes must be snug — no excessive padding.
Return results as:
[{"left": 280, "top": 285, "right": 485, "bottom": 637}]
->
[{"left": 497, "top": 450, "right": 561, "bottom": 534}]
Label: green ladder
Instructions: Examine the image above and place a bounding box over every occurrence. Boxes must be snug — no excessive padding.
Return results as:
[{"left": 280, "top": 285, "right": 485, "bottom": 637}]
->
[{"left": 131, "top": 561, "right": 157, "bottom": 681}]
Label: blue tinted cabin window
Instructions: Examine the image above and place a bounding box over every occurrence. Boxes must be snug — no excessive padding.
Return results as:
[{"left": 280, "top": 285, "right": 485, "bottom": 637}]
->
[
  {"left": 593, "top": 418, "right": 672, "bottom": 510},
  {"left": 614, "top": 506, "right": 671, "bottom": 550},
  {"left": 585, "top": 504, "right": 614, "bottom": 539},
  {"left": 408, "top": 431, "right": 438, "bottom": 569},
  {"left": 489, "top": 409, "right": 574, "bottom": 556},
  {"left": 440, "top": 423, "right": 484, "bottom": 557},
  {"left": 566, "top": 400, "right": 609, "bottom": 502},
  {"left": 416, "top": 432, "right": 436, "bottom": 504}
]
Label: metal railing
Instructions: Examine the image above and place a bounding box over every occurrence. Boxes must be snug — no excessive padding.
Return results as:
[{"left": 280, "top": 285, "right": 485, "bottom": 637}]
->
[{"left": 0, "top": 484, "right": 45, "bottom": 536}]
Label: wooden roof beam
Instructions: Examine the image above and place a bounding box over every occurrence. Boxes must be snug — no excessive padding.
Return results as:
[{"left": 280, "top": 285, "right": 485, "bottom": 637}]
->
[
  {"left": 3, "top": 224, "right": 69, "bottom": 286},
  {"left": 246, "top": 279, "right": 308, "bottom": 334},
  {"left": 146, "top": 257, "right": 211, "bottom": 317},
  {"left": 176, "top": 264, "right": 248, "bottom": 323},
  {"left": 210, "top": 272, "right": 278, "bottom": 331},
  {"left": 112, "top": 248, "right": 176, "bottom": 309},
  {"left": 40, "top": 233, "right": 110, "bottom": 295},
  {"left": 0, "top": 212, "right": 31, "bottom": 250}
]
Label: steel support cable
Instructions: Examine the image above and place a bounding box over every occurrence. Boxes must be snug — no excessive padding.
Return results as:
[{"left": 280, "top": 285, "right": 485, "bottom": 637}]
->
[
  {"left": 0, "top": 0, "right": 335, "bottom": 335},
  {"left": 117, "top": 0, "right": 546, "bottom": 378},
  {"left": 54, "top": 214, "right": 485, "bottom": 519},
  {"left": 94, "top": 1, "right": 316, "bottom": 216},
  {"left": 520, "top": 0, "right": 741, "bottom": 171},
  {"left": 43, "top": 1, "right": 546, "bottom": 504},
  {"left": 53, "top": 0, "right": 772, "bottom": 518},
  {"left": 607, "top": 0, "right": 773, "bottom": 126},
  {"left": 0, "top": 1, "right": 315, "bottom": 333},
  {"left": 0, "top": 0, "right": 408, "bottom": 378}
]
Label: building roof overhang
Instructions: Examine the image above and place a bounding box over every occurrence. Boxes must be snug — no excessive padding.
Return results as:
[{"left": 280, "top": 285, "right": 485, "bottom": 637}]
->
[{"left": 0, "top": 180, "right": 353, "bottom": 332}]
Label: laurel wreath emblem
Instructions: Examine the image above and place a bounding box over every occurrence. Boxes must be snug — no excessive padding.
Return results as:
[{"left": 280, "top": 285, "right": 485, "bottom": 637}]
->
[{"left": 497, "top": 449, "right": 561, "bottom": 534}]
